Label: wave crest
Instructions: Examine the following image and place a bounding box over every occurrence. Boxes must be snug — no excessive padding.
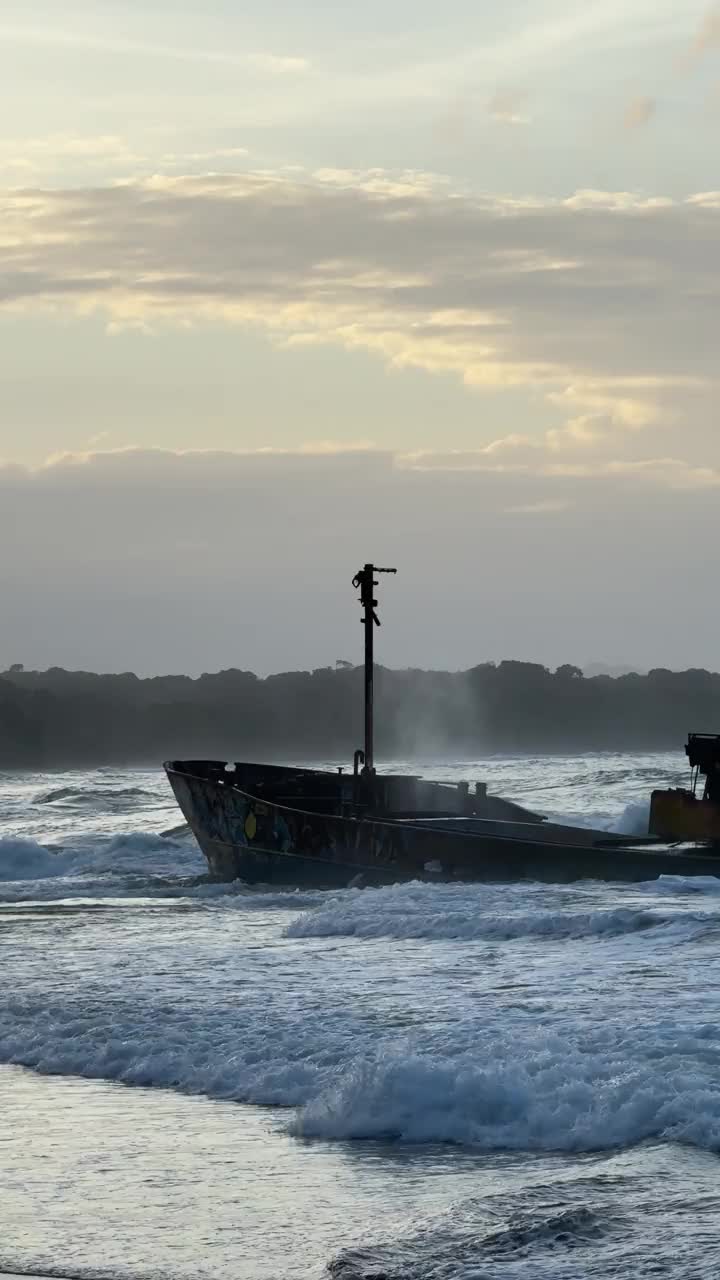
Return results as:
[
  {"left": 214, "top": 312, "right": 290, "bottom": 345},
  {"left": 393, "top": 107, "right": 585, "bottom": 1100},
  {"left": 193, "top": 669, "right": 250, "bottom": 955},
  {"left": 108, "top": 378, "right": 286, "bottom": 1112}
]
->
[
  {"left": 291, "top": 1030, "right": 720, "bottom": 1149},
  {"left": 34, "top": 786, "right": 153, "bottom": 806},
  {"left": 0, "top": 837, "right": 64, "bottom": 881},
  {"left": 285, "top": 884, "right": 674, "bottom": 943}
]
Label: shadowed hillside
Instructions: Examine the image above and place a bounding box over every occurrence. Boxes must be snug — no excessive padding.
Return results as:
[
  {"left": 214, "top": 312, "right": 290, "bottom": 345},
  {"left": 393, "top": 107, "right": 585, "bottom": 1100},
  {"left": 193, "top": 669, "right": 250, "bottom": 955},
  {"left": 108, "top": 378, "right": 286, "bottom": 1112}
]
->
[{"left": 0, "top": 661, "right": 718, "bottom": 768}]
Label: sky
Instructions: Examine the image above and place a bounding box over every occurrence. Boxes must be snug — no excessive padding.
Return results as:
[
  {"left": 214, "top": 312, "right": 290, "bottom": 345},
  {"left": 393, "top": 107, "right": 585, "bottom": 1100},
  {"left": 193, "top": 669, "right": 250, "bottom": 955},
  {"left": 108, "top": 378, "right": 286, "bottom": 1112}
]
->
[{"left": 1, "top": 0, "right": 720, "bottom": 675}]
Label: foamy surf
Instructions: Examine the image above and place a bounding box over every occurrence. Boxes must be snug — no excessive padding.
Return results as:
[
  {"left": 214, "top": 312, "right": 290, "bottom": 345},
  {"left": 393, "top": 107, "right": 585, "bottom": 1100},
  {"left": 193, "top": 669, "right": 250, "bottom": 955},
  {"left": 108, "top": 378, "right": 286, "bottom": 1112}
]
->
[
  {"left": 544, "top": 799, "right": 651, "bottom": 836},
  {"left": 291, "top": 1024, "right": 720, "bottom": 1150},
  {"left": 3, "top": 988, "right": 720, "bottom": 1155},
  {"left": 34, "top": 785, "right": 155, "bottom": 806},
  {"left": 0, "top": 831, "right": 204, "bottom": 886},
  {"left": 0, "top": 837, "right": 68, "bottom": 882},
  {"left": 4, "top": 754, "right": 720, "bottom": 1280},
  {"left": 284, "top": 884, "right": 682, "bottom": 943}
]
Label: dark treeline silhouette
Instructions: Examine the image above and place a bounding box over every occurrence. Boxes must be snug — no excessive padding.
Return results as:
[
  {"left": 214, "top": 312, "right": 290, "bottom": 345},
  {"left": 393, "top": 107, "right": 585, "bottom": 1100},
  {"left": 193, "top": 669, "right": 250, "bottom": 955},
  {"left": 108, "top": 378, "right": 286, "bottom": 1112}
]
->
[{"left": 1, "top": 661, "right": 719, "bottom": 768}]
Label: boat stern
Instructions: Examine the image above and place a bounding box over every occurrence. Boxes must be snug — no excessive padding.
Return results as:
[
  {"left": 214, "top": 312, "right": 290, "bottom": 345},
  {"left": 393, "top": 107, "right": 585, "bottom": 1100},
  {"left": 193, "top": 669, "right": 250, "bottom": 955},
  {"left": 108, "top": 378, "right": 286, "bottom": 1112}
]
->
[{"left": 649, "top": 788, "right": 720, "bottom": 841}]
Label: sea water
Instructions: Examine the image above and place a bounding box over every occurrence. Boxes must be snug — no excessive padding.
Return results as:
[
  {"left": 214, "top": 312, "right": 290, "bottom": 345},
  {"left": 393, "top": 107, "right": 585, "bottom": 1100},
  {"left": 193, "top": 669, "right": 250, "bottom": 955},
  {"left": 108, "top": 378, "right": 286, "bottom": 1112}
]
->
[{"left": 2, "top": 754, "right": 720, "bottom": 1279}]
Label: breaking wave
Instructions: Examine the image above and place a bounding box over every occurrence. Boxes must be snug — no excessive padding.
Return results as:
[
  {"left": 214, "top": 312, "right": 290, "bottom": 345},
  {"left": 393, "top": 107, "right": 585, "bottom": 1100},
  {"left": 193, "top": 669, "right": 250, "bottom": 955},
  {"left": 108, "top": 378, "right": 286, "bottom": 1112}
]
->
[
  {"left": 4, "top": 997, "right": 720, "bottom": 1154},
  {"left": 6, "top": 758, "right": 720, "bottom": 1165},
  {"left": 0, "top": 837, "right": 67, "bottom": 882},
  {"left": 34, "top": 786, "right": 154, "bottom": 807},
  {"left": 285, "top": 882, "right": 699, "bottom": 943},
  {"left": 291, "top": 1026, "right": 720, "bottom": 1149},
  {"left": 546, "top": 799, "right": 651, "bottom": 837},
  {"left": 642, "top": 873, "right": 720, "bottom": 896},
  {"left": 0, "top": 833, "right": 324, "bottom": 912},
  {"left": 0, "top": 832, "right": 201, "bottom": 884},
  {"left": 607, "top": 800, "right": 652, "bottom": 836}
]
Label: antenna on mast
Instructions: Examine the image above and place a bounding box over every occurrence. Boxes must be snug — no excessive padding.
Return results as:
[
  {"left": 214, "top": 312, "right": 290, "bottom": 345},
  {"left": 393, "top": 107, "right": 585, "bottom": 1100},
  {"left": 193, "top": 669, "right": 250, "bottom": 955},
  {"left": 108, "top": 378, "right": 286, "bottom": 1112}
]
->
[{"left": 351, "top": 563, "right": 397, "bottom": 776}]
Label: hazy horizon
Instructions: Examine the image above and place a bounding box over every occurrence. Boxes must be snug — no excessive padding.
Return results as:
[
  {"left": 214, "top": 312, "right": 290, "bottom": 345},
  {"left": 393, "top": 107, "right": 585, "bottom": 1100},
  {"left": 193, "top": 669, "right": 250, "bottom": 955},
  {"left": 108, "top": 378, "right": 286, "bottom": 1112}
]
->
[{"left": 2, "top": 654, "right": 656, "bottom": 681}]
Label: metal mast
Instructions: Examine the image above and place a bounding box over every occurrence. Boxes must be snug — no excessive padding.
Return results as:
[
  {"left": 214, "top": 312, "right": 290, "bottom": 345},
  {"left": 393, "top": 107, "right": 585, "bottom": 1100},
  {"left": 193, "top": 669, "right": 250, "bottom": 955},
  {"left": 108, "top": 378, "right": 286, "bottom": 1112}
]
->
[{"left": 352, "top": 563, "right": 397, "bottom": 774}]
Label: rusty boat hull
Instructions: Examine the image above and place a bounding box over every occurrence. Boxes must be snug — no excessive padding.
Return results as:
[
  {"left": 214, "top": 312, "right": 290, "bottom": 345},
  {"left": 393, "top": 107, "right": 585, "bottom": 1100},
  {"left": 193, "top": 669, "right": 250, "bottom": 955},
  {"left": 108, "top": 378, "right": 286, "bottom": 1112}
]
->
[{"left": 164, "top": 760, "right": 720, "bottom": 887}]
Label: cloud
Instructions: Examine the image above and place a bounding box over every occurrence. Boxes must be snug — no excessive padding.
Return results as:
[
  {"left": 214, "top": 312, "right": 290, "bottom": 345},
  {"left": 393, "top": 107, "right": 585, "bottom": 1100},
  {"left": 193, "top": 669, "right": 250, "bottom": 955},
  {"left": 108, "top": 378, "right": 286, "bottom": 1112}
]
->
[
  {"left": 13, "top": 444, "right": 714, "bottom": 492},
  {"left": 395, "top": 446, "right": 720, "bottom": 488},
  {"left": 545, "top": 415, "right": 607, "bottom": 451},
  {"left": 0, "top": 167, "right": 717, "bottom": 468},
  {"left": 547, "top": 457, "right": 720, "bottom": 489},
  {"left": 623, "top": 96, "right": 657, "bottom": 129}
]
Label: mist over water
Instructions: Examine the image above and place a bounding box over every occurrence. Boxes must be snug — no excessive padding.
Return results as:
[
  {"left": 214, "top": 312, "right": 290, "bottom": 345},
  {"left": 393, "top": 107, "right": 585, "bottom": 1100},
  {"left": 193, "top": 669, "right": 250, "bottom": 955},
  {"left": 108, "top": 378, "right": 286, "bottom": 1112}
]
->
[{"left": 1, "top": 753, "right": 718, "bottom": 1280}]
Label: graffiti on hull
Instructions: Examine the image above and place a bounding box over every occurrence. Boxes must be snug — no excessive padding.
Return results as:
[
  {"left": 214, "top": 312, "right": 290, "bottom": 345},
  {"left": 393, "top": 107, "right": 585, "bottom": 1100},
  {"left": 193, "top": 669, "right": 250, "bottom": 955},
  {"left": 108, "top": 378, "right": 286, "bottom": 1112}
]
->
[{"left": 172, "top": 772, "right": 423, "bottom": 876}]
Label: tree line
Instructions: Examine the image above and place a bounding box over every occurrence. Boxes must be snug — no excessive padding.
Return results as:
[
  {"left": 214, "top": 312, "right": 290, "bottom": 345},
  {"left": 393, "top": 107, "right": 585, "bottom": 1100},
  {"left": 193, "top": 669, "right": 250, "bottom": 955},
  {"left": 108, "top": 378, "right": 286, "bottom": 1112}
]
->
[{"left": 0, "top": 661, "right": 718, "bottom": 768}]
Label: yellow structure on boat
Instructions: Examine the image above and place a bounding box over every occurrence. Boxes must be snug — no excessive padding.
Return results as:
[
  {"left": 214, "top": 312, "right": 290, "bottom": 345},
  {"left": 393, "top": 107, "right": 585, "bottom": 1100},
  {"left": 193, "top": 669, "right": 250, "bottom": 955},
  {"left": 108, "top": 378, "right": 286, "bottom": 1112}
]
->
[{"left": 650, "top": 734, "right": 720, "bottom": 841}]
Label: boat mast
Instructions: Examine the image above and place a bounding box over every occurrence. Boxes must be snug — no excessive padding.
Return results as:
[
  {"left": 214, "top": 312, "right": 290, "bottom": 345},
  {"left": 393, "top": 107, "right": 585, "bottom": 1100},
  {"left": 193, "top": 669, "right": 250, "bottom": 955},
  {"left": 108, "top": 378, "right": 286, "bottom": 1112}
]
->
[{"left": 352, "top": 563, "right": 397, "bottom": 774}]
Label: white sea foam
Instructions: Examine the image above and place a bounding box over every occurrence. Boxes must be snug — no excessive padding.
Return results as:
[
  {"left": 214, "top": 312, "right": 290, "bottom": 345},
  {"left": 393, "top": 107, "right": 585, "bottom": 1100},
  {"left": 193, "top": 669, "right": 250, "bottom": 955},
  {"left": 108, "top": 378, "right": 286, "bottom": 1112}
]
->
[
  {"left": 3, "top": 994, "right": 720, "bottom": 1155},
  {"left": 6, "top": 757, "right": 720, "bottom": 1280},
  {"left": 72, "top": 830, "right": 204, "bottom": 878},
  {"left": 292, "top": 1027, "right": 720, "bottom": 1149},
  {"left": 0, "top": 831, "right": 203, "bottom": 884},
  {"left": 34, "top": 785, "right": 154, "bottom": 806},
  {"left": 546, "top": 799, "right": 651, "bottom": 836},
  {"left": 641, "top": 873, "right": 720, "bottom": 896},
  {"left": 285, "top": 882, "right": 687, "bottom": 943},
  {"left": 609, "top": 800, "right": 652, "bottom": 835},
  {"left": 0, "top": 833, "right": 326, "bottom": 913},
  {"left": 5, "top": 757, "right": 720, "bottom": 1167}
]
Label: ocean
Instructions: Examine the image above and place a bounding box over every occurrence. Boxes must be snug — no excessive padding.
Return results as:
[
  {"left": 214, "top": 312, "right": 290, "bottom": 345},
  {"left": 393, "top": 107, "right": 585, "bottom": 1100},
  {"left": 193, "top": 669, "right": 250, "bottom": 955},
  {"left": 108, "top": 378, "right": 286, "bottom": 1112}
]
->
[{"left": 2, "top": 752, "right": 720, "bottom": 1280}]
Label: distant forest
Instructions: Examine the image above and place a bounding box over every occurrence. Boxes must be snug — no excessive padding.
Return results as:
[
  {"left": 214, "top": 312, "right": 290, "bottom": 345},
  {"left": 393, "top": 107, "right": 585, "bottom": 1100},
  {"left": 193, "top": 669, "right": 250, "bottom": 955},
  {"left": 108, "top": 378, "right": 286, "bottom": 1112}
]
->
[{"left": 1, "top": 661, "right": 719, "bottom": 768}]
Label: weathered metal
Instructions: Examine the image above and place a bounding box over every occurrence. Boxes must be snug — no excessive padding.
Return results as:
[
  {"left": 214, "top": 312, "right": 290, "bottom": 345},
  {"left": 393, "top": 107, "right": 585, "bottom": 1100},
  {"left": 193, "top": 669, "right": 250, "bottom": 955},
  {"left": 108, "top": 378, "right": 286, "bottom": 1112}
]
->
[
  {"left": 649, "top": 734, "right": 720, "bottom": 839},
  {"left": 165, "top": 759, "right": 720, "bottom": 886},
  {"left": 351, "top": 563, "right": 396, "bottom": 776}
]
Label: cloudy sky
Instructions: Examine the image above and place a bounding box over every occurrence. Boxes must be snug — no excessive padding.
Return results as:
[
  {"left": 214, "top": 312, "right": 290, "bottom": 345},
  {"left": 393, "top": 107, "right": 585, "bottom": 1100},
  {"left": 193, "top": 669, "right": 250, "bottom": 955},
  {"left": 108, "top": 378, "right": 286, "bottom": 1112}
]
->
[{"left": 1, "top": 0, "right": 719, "bottom": 675}]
